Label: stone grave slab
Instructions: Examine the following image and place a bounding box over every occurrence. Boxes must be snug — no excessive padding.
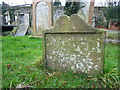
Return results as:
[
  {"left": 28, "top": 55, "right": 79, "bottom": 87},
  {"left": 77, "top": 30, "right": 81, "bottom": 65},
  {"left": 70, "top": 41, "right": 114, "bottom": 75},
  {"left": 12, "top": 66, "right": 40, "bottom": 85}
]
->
[
  {"left": 43, "top": 15, "right": 106, "bottom": 76},
  {"left": 14, "top": 24, "right": 29, "bottom": 36}
]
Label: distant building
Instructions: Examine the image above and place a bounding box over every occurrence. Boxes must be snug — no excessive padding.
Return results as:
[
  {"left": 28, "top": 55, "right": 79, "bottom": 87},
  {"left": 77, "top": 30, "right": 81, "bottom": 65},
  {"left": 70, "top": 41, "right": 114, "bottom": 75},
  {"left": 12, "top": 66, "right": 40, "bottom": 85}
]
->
[
  {"left": 1, "top": 2, "right": 32, "bottom": 26},
  {"left": 13, "top": 4, "right": 32, "bottom": 26},
  {"left": 1, "top": 2, "right": 10, "bottom": 25}
]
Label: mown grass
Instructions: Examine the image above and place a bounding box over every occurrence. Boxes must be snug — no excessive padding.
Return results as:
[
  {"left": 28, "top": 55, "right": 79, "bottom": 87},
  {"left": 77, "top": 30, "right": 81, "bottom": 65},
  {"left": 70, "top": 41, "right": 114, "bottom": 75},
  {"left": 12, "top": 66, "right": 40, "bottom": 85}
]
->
[
  {"left": 2, "top": 36, "right": 119, "bottom": 88},
  {"left": 0, "top": 36, "right": 2, "bottom": 88}
]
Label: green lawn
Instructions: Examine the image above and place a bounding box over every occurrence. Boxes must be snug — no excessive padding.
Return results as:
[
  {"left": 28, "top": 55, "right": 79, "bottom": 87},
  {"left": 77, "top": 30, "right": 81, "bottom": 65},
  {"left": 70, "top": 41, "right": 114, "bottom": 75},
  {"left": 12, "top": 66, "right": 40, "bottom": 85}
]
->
[{"left": 2, "top": 36, "right": 119, "bottom": 88}]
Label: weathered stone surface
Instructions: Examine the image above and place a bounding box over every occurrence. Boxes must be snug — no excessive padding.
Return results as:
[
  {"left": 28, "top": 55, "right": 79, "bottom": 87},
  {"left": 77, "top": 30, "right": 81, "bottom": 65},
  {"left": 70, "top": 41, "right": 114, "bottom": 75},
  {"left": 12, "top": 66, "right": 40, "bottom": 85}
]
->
[
  {"left": 52, "top": 15, "right": 97, "bottom": 32},
  {"left": 36, "top": 2, "right": 49, "bottom": 35},
  {"left": 14, "top": 24, "right": 29, "bottom": 36},
  {"left": 32, "top": 0, "right": 53, "bottom": 36},
  {"left": 43, "top": 14, "right": 105, "bottom": 76}
]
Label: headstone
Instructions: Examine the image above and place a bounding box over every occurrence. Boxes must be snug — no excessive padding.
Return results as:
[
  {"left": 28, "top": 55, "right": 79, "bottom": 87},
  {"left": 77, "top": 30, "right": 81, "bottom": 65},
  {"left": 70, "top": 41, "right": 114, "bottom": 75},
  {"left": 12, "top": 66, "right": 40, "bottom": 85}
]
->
[
  {"left": 14, "top": 23, "right": 29, "bottom": 36},
  {"left": 43, "top": 14, "right": 106, "bottom": 76},
  {"left": 36, "top": 2, "right": 49, "bottom": 35},
  {"left": 32, "top": 0, "right": 53, "bottom": 36},
  {"left": 0, "top": 14, "right": 3, "bottom": 25}
]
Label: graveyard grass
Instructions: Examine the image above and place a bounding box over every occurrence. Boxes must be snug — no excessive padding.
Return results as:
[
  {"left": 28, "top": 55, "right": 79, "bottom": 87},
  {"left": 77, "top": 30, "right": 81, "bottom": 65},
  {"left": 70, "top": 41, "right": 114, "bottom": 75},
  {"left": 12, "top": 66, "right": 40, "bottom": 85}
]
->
[{"left": 2, "top": 36, "right": 119, "bottom": 88}]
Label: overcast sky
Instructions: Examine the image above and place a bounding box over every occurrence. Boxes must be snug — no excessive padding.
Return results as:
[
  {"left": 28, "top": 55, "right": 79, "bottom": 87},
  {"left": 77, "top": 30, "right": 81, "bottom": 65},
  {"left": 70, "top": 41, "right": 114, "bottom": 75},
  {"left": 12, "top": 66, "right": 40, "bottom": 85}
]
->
[{"left": 0, "top": 0, "right": 119, "bottom": 6}]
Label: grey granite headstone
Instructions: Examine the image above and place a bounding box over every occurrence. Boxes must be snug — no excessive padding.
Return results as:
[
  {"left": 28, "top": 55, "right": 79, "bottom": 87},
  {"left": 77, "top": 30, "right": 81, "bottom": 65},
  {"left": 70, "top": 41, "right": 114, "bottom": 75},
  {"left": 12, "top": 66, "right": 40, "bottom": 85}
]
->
[
  {"left": 43, "top": 14, "right": 105, "bottom": 76},
  {"left": 14, "top": 23, "right": 29, "bottom": 36},
  {"left": 36, "top": 1, "right": 49, "bottom": 35}
]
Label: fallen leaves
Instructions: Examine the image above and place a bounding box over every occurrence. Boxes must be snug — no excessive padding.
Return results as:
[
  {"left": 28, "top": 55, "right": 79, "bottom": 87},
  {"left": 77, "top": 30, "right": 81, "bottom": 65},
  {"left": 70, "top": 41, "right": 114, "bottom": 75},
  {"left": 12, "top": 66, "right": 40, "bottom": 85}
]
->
[
  {"left": 46, "top": 72, "right": 56, "bottom": 77},
  {"left": 7, "top": 64, "right": 11, "bottom": 69},
  {"left": 62, "top": 81, "right": 67, "bottom": 85},
  {"left": 16, "top": 82, "right": 32, "bottom": 89}
]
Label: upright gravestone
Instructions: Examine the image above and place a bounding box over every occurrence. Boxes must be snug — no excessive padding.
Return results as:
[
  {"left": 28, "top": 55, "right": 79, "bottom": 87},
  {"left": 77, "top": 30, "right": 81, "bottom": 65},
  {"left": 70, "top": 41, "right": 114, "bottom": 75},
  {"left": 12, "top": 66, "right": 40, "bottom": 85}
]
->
[
  {"left": 0, "top": 14, "right": 3, "bottom": 25},
  {"left": 36, "top": 2, "right": 49, "bottom": 35},
  {"left": 32, "top": 0, "right": 53, "bottom": 36},
  {"left": 43, "top": 14, "right": 106, "bottom": 76}
]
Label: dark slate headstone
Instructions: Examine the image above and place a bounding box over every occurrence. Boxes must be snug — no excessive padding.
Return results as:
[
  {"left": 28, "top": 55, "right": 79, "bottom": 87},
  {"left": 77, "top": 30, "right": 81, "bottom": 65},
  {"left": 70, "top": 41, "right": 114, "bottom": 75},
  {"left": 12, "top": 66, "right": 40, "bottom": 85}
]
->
[{"left": 43, "top": 14, "right": 106, "bottom": 76}]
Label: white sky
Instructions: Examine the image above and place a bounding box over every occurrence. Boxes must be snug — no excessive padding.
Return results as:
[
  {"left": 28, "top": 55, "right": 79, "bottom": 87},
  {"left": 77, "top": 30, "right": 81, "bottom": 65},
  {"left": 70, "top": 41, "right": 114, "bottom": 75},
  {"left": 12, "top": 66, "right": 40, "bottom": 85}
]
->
[{"left": 0, "top": 0, "right": 119, "bottom": 6}]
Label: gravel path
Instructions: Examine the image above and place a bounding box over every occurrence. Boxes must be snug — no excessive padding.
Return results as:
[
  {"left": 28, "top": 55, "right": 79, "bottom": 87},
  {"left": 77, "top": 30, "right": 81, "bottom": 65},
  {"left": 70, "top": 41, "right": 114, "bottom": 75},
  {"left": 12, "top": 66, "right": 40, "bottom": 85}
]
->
[{"left": 105, "top": 30, "right": 120, "bottom": 43}]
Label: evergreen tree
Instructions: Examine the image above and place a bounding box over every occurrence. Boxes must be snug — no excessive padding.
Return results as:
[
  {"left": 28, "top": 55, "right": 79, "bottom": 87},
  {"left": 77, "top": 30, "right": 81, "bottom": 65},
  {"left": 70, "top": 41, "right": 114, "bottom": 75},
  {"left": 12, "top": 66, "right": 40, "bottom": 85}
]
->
[
  {"left": 64, "top": 2, "right": 72, "bottom": 16},
  {"left": 64, "top": 1, "right": 85, "bottom": 16},
  {"left": 54, "top": 0, "right": 61, "bottom": 6}
]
